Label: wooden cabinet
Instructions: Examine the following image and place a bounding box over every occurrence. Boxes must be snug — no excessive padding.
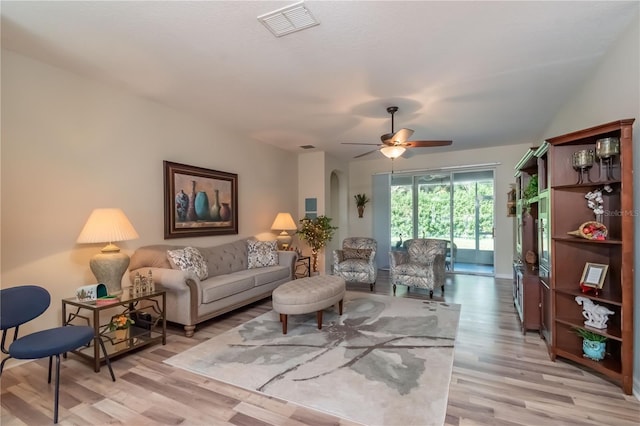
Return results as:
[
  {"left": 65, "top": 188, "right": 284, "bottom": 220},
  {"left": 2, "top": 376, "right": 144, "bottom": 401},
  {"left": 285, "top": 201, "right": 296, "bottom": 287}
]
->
[
  {"left": 513, "top": 264, "right": 541, "bottom": 333},
  {"left": 513, "top": 147, "right": 540, "bottom": 333},
  {"left": 546, "top": 119, "right": 634, "bottom": 394}
]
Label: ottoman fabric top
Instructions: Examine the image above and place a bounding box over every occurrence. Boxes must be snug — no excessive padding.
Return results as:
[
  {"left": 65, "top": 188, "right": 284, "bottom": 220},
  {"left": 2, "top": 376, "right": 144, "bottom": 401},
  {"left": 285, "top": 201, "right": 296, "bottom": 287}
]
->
[{"left": 273, "top": 275, "right": 345, "bottom": 306}]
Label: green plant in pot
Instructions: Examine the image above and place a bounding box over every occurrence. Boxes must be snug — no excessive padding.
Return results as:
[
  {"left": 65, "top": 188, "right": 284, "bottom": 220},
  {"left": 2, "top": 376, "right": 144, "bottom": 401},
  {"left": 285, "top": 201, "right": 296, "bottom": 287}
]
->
[
  {"left": 354, "top": 193, "right": 370, "bottom": 218},
  {"left": 296, "top": 215, "right": 338, "bottom": 273},
  {"left": 522, "top": 174, "right": 538, "bottom": 212},
  {"left": 574, "top": 327, "right": 607, "bottom": 361}
]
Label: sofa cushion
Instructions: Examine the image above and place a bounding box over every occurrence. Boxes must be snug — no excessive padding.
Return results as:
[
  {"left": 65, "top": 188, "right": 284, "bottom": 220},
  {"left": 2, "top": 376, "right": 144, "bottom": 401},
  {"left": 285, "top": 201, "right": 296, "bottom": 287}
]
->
[
  {"left": 342, "top": 247, "right": 372, "bottom": 260},
  {"left": 201, "top": 275, "right": 255, "bottom": 304},
  {"left": 200, "top": 240, "right": 248, "bottom": 277},
  {"left": 247, "top": 240, "right": 278, "bottom": 269},
  {"left": 166, "top": 247, "right": 208, "bottom": 280}
]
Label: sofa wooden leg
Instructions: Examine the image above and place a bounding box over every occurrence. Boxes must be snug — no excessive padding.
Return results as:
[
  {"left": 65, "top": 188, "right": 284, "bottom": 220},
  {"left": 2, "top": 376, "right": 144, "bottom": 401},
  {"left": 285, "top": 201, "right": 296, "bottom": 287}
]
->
[
  {"left": 441, "top": 284, "right": 445, "bottom": 294},
  {"left": 392, "top": 284, "right": 396, "bottom": 295},
  {"left": 338, "top": 299, "right": 343, "bottom": 315},
  {"left": 184, "top": 325, "right": 195, "bottom": 338},
  {"left": 282, "top": 314, "right": 288, "bottom": 334},
  {"left": 316, "top": 310, "right": 323, "bottom": 330},
  {"left": 429, "top": 290, "right": 434, "bottom": 299}
]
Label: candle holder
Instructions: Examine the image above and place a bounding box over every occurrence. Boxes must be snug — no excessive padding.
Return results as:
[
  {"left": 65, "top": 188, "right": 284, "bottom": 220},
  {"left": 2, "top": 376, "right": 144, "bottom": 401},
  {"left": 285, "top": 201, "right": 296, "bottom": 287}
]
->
[
  {"left": 595, "top": 137, "right": 619, "bottom": 181},
  {"left": 572, "top": 149, "right": 594, "bottom": 184}
]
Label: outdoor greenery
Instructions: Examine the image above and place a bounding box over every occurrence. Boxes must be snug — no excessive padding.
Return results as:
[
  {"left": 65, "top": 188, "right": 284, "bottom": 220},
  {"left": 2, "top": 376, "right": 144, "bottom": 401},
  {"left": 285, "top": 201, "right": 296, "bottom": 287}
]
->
[{"left": 390, "top": 180, "right": 493, "bottom": 246}]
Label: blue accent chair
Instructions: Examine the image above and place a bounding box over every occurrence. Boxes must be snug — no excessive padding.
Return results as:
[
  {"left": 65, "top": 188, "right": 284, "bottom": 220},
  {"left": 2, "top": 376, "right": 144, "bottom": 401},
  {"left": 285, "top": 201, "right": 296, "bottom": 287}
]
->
[{"left": 0, "top": 285, "right": 115, "bottom": 423}]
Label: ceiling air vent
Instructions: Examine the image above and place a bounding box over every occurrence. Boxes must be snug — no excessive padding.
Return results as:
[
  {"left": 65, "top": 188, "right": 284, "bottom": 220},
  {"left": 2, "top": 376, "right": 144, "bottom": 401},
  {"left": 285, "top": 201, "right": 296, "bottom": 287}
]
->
[
  {"left": 258, "top": 1, "right": 319, "bottom": 37},
  {"left": 300, "top": 145, "right": 315, "bottom": 150}
]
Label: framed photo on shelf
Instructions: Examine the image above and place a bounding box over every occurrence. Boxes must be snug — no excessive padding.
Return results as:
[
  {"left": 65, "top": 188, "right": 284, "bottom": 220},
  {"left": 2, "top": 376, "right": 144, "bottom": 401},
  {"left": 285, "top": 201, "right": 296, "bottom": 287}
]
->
[
  {"left": 580, "top": 262, "right": 609, "bottom": 289},
  {"left": 164, "top": 161, "right": 238, "bottom": 239}
]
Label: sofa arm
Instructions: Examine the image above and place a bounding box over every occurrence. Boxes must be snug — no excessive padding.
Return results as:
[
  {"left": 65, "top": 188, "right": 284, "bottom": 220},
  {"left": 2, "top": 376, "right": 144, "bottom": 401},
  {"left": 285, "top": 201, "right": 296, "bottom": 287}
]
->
[
  {"left": 389, "top": 251, "right": 409, "bottom": 268},
  {"left": 130, "top": 267, "right": 199, "bottom": 290},
  {"left": 333, "top": 249, "right": 345, "bottom": 266},
  {"left": 277, "top": 251, "right": 297, "bottom": 279}
]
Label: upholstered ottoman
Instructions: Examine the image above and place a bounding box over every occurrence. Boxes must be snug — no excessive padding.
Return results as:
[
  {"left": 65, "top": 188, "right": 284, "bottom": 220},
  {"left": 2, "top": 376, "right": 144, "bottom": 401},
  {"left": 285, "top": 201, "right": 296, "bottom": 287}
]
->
[{"left": 272, "top": 275, "right": 346, "bottom": 334}]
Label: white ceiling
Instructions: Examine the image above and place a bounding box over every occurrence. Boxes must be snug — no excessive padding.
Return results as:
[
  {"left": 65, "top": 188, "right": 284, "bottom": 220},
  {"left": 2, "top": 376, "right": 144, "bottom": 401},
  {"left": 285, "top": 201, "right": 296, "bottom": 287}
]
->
[{"left": 2, "top": 1, "right": 638, "bottom": 161}]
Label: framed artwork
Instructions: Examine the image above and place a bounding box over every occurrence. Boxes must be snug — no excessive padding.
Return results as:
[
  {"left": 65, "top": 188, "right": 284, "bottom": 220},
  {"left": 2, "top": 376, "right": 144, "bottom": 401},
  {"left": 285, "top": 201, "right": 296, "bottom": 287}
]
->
[
  {"left": 580, "top": 262, "right": 609, "bottom": 289},
  {"left": 164, "top": 161, "right": 238, "bottom": 239}
]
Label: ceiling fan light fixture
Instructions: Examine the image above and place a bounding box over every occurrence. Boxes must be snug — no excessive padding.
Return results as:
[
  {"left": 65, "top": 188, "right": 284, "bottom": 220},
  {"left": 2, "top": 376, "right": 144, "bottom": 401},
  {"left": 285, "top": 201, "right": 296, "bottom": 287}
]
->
[{"left": 380, "top": 146, "right": 406, "bottom": 159}]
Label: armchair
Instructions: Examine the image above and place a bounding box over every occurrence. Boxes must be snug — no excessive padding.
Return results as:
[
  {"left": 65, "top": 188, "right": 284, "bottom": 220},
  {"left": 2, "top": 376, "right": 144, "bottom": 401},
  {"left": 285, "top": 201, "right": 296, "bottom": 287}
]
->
[
  {"left": 332, "top": 237, "right": 377, "bottom": 291},
  {"left": 389, "top": 238, "right": 447, "bottom": 298}
]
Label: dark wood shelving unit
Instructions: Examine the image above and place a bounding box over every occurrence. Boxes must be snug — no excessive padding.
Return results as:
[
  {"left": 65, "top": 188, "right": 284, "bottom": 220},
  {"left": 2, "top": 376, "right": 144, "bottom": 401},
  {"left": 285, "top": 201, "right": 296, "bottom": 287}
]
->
[{"left": 546, "top": 119, "right": 634, "bottom": 395}]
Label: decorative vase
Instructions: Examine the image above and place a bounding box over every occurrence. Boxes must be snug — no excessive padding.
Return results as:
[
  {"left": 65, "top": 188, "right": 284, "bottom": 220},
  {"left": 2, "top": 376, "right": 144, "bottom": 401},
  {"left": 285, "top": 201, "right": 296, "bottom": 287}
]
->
[
  {"left": 186, "top": 181, "right": 198, "bottom": 222},
  {"left": 210, "top": 189, "right": 222, "bottom": 221},
  {"left": 114, "top": 328, "right": 129, "bottom": 351},
  {"left": 582, "top": 339, "right": 606, "bottom": 361},
  {"left": 175, "top": 190, "right": 189, "bottom": 222},
  {"left": 220, "top": 202, "right": 231, "bottom": 221},
  {"left": 357, "top": 206, "right": 364, "bottom": 218},
  {"left": 194, "top": 191, "right": 210, "bottom": 220}
]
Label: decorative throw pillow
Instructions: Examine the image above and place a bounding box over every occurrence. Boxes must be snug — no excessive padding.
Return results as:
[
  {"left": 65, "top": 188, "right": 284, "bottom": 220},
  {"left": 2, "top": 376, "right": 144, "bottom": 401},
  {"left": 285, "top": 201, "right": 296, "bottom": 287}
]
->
[
  {"left": 247, "top": 240, "right": 278, "bottom": 269},
  {"left": 342, "top": 247, "right": 372, "bottom": 260},
  {"left": 166, "top": 247, "right": 208, "bottom": 280}
]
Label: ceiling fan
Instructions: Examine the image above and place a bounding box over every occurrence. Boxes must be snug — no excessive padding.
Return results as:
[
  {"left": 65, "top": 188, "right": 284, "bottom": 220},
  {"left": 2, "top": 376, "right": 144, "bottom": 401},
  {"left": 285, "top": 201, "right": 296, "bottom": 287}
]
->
[{"left": 343, "top": 106, "right": 452, "bottom": 159}]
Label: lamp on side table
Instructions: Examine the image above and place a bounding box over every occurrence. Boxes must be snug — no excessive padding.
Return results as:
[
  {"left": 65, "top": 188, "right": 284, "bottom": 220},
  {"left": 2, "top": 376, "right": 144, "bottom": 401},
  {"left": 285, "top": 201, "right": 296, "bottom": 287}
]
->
[
  {"left": 271, "top": 212, "right": 297, "bottom": 250},
  {"left": 77, "top": 208, "right": 139, "bottom": 295}
]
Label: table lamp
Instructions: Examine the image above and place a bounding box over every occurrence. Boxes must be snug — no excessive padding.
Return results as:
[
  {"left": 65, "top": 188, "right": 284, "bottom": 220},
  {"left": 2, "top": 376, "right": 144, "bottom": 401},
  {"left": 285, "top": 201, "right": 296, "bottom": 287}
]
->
[
  {"left": 271, "top": 212, "right": 297, "bottom": 249},
  {"left": 77, "top": 208, "right": 140, "bottom": 295}
]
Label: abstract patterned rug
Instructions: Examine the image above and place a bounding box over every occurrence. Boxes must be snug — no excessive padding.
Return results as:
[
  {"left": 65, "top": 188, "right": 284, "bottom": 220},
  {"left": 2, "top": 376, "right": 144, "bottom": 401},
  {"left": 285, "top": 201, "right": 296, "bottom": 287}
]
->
[{"left": 165, "top": 292, "right": 460, "bottom": 426}]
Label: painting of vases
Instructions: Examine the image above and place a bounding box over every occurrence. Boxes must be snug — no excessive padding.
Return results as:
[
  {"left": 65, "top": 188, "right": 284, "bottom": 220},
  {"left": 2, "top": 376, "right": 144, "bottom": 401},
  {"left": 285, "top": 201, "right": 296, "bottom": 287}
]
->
[{"left": 164, "top": 161, "right": 238, "bottom": 238}]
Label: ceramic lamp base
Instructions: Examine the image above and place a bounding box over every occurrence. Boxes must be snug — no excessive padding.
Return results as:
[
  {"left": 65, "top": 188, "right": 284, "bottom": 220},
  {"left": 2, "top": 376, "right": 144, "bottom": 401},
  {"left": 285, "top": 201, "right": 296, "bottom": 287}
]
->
[{"left": 89, "top": 251, "right": 130, "bottom": 295}]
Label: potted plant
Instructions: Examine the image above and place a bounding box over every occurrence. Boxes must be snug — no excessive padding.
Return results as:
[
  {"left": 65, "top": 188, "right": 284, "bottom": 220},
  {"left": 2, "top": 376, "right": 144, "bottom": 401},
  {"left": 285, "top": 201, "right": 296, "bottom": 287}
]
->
[
  {"left": 109, "top": 314, "right": 135, "bottom": 346},
  {"left": 354, "top": 193, "right": 370, "bottom": 218},
  {"left": 574, "top": 327, "right": 607, "bottom": 361},
  {"left": 296, "top": 215, "right": 338, "bottom": 273}
]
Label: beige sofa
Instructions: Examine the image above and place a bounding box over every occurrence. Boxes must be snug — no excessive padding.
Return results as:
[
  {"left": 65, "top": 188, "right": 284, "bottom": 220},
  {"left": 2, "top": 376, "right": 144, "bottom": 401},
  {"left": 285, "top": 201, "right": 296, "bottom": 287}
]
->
[{"left": 129, "top": 239, "right": 296, "bottom": 337}]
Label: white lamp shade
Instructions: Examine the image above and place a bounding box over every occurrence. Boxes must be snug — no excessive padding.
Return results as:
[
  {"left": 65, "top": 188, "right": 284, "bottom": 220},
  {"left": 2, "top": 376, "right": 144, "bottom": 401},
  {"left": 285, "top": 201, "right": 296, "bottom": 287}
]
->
[
  {"left": 380, "top": 145, "right": 406, "bottom": 159},
  {"left": 77, "top": 208, "right": 139, "bottom": 247},
  {"left": 270, "top": 212, "right": 297, "bottom": 231}
]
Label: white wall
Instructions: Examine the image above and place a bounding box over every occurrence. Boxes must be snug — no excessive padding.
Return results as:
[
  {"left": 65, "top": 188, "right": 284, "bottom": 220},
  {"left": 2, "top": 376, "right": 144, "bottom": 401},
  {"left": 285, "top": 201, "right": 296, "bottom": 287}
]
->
[
  {"left": 541, "top": 14, "right": 640, "bottom": 397},
  {"left": 347, "top": 143, "right": 532, "bottom": 278},
  {"left": 1, "top": 50, "right": 298, "bottom": 335}
]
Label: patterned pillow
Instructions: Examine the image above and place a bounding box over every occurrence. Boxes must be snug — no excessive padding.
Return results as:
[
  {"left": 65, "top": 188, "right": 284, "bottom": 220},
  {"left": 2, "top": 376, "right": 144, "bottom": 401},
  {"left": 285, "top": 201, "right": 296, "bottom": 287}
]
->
[
  {"left": 247, "top": 240, "right": 278, "bottom": 269},
  {"left": 166, "top": 247, "right": 208, "bottom": 280},
  {"left": 342, "top": 247, "right": 372, "bottom": 260}
]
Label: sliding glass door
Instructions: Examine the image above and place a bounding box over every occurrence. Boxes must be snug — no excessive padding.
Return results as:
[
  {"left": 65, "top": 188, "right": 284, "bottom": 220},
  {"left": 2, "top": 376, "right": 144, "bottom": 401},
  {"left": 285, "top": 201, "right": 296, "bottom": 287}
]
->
[{"left": 390, "top": 169, "right": 495, "bottom": 275}]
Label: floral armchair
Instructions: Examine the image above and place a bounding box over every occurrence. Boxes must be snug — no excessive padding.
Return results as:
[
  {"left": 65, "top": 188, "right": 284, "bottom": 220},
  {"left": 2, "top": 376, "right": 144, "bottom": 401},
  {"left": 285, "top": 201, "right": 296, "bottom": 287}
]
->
[
  {"left": 389, "top": 238, "right": 447, "bottom": 298},
  {"left": 332, "top": 237, "right": 377, "bottom": 291}
]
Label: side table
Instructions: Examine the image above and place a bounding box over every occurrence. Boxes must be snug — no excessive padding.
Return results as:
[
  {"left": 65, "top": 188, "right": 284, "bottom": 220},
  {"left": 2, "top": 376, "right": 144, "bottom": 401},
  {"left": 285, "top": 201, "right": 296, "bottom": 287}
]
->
[
  {"left": 295, "top": 256, "right": 311, "bottom": 279},
  {"left": 62, "top": 290, "right": 166, "bottom": 372}
]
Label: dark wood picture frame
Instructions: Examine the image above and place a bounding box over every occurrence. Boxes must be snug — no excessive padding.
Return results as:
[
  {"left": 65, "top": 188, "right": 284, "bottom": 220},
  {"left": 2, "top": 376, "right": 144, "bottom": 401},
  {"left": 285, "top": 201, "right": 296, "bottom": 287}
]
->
[{"left": 164, "top": 161, "right": 238, "bottom": 239}]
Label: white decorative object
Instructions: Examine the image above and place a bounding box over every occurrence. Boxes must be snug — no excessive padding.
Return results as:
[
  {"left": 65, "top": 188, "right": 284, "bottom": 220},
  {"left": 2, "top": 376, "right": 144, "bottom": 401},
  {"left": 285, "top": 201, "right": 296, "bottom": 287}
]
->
[{"left": 575, "top": 296, "right": 614, "bottom": 329}]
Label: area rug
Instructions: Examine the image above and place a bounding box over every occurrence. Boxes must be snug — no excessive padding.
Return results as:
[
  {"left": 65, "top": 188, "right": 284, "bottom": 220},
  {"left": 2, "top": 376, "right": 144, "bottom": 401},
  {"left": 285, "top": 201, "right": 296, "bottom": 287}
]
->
[{"left": 165, "top": 292, "right": 461, "bottom": 426}]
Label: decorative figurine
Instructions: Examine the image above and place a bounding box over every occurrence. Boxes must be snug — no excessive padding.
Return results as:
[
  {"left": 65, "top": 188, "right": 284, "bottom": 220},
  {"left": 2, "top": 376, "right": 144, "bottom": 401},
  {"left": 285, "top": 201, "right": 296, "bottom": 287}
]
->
[{"left": 575, "top": 296, "right": 615, "bottom": 329}]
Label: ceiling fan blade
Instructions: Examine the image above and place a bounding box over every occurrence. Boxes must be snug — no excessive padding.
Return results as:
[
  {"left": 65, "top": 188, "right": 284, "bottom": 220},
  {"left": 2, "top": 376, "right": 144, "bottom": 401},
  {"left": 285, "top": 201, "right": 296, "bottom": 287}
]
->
[
  {"left": 353, "top": 149, "right": 380, "bottom": 159},
  {"left": 381, "top": 128, "right": 414, "bottom": 144},
  {"left": 341, "top": 142, "right": 383, "bottom": 146},
  {"left": 405, "top": 140, "right": 453, "bottom": 148}
]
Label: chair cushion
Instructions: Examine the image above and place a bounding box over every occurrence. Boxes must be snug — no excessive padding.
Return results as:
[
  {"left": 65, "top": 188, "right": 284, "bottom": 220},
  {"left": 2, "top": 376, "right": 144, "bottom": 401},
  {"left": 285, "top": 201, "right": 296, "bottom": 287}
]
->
[
  {"left": 247, "top": 240, "right": 278, "bottom": 269},
  {"left": 9, "top": 326, "right": 95, "bottom": 359},
  {"left": 342, "top": 247, "right": 372, "bottom": 260},
  {"left": 167, "top": 247, "right": 208, "bottom": 280}
]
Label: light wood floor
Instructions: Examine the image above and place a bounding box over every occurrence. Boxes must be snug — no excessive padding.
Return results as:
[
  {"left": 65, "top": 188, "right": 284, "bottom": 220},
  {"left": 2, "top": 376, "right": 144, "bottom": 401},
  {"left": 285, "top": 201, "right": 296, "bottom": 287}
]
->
[{"left": 2, "top": 273, "right": 639, "bottom": 425}]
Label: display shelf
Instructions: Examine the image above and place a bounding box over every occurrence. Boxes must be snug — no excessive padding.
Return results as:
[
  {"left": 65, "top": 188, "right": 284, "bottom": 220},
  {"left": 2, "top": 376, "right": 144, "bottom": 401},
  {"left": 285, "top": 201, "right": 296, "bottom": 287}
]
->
[{"left": 547, "top": 118, "right": 634, "bottom": 394}]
